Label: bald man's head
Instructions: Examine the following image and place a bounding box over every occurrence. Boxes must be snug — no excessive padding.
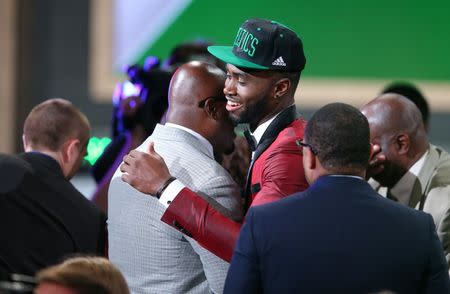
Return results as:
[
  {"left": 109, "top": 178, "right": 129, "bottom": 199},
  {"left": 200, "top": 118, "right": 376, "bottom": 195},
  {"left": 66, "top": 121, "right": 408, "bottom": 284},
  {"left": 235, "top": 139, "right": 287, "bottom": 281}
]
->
[
  {"left": 361, "top": 93, "right": 428, "bottom": 187},
  {"left": 165, "top": 61, "right": 235, "bottom": 156},
  {"left": 166, "top": 61, "right": 226, "bottom": 122}
]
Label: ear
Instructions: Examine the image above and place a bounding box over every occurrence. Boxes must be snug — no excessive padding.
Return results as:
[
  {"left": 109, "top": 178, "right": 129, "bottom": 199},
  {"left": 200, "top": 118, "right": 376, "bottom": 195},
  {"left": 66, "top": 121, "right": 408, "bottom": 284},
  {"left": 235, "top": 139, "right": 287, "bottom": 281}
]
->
[
  {"left": 61, "top": 138, "right": 81, "bottom": 165},
  {"left": 303, "top": 147, "right": 316, "bottom": 170},
  {"left": 22, "top": 134, "right": 30, "bottom": 152},
  {"left": 203, "top": 98, "right": 219, "bottom": 120},
  {"left": 273, "top": 78, "right": 291, "bottom": 99},
  {"left": 395, "top": 133, "right": 410, "bottom": 155}
]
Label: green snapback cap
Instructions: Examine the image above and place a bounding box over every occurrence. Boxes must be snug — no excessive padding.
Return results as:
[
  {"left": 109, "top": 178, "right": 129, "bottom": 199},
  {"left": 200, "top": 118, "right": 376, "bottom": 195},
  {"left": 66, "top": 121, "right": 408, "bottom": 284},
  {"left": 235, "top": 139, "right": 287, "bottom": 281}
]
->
[{"left": 208, "top": 18, "right": 306, "bottom": 72}]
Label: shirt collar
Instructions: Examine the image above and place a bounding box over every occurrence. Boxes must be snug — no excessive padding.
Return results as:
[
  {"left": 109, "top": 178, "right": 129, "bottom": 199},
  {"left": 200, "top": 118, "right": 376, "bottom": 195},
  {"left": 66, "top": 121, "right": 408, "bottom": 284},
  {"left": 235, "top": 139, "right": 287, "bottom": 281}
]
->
[
  {"left": 329, "top": 174, "right": 365, "bottom": 181},
  {"left": 251, "top": 108, "right": 288, "bottom": 145},
  {"left": 165, "top": 123, "right": 214, "bottom": 158},
  {"left": 390, "top": 149, "right": 429, "bottom": 205}
]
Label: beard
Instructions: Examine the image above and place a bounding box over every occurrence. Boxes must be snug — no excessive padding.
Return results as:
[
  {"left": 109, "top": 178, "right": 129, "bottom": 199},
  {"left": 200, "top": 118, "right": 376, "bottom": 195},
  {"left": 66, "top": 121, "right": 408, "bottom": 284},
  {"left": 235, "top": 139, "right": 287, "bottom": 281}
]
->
[
  {"left": 372, "top": 161, "right": 406, "bottom": 188},
  {"left": 229, "top": 95, "right": 269, "bottom": 128}
]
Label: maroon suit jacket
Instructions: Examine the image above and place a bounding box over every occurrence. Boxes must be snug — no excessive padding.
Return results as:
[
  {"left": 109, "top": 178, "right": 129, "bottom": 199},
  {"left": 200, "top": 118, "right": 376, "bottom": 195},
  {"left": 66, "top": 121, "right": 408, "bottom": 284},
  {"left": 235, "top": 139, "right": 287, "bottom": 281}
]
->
[{"left": 161, "top": 106, "right": 309, "bottom": 261}]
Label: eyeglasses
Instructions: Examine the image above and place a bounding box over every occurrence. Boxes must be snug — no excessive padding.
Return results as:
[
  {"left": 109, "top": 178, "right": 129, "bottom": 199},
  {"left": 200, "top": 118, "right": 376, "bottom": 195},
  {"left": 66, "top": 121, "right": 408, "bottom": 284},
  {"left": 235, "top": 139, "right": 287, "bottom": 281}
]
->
[
  {"left": 198, "top": 96, "right": 227, "bottom": 108},
  {"left": 296, "top": 139, "right": 318, "bottom": 155}
]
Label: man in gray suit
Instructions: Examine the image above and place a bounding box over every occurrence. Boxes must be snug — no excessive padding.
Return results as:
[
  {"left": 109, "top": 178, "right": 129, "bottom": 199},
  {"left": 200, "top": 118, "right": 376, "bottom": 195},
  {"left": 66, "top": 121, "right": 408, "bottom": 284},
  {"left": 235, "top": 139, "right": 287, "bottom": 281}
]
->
[
  {"left": 362, "top": 93, "right": 450, "bottom": 272},
  {"left": 108, "top": 61, "right": 244, "bottom": 293}
]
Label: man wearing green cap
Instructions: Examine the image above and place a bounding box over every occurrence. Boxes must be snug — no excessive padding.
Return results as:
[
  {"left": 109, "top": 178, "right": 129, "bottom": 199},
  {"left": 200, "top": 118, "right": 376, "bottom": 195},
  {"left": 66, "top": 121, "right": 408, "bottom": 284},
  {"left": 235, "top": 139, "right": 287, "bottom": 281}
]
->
[{"left": 120, "top": 18, "right": 309, "bottom": 262}]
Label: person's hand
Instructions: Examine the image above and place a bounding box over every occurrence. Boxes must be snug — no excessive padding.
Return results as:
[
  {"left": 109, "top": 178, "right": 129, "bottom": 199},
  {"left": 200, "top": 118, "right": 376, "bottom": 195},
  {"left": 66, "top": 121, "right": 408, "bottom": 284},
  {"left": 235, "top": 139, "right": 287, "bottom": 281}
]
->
[
  {"left": 120, "top": 142, "right": 172, "bottom": 195},
  {"left": 366, "top": 144, "right": 386, "bottom": 180}
]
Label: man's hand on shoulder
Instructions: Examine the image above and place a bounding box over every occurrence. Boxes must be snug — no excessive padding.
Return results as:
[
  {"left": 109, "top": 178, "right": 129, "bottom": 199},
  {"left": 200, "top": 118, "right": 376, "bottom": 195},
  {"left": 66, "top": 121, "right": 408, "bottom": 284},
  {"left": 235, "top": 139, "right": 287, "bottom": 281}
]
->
[{"left": 120, "top": 142, "right": 172, "bottom": 196}]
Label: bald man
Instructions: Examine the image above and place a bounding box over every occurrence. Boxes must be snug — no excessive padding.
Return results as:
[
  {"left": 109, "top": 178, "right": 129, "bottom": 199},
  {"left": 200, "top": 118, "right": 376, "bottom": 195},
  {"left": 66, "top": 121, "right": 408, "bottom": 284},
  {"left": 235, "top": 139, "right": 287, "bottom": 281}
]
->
[
  {"left": 362, "top": 93, "right": 450, "bottom": 272},
  {"left": 108, "top": 61, "right": 243, "bottom": 294}
]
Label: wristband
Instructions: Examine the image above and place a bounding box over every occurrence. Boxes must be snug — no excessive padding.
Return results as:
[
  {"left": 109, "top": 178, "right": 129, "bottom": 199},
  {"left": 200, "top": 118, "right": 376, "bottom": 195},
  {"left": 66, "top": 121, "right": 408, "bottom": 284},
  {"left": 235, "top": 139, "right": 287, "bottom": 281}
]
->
[{"left": 155, "top": 176, "right": 177, "bottom": 199}]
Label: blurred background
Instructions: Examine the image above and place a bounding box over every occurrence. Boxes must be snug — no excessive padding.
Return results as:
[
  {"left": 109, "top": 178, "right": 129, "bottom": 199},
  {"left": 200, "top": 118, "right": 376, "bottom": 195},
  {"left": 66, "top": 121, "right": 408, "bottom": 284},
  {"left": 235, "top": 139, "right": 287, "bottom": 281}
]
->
[{"left": 1, "top": 0, "right": 449, "bottom": 198}]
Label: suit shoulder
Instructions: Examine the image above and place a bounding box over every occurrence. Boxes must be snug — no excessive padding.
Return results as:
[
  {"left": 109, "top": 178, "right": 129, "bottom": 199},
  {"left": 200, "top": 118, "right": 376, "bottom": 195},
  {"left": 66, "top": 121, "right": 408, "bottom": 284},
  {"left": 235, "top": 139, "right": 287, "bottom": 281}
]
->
[
  {"left": 278, "top": 118, "right": 307, "bottom": 139},
  {"left": 250, "top": 191, "right": 305, "bottom": 216},
  {"left": 270, "top": 118, "right": 307, "bottom": 150},
  {"left": 378, "top": 193, "right": 432, "bottom": 225},
  {"left": 0, "top": 153, "right": 32, "bottom": 170},
  {"left": 55, "top": 177, "right": 104, "bottom": 219},
  {"left": 430, "top": 147, "right": 450, "bottom": 187},
  {"left": 0, "top": 153, "right": 33, "bottom": 193}
]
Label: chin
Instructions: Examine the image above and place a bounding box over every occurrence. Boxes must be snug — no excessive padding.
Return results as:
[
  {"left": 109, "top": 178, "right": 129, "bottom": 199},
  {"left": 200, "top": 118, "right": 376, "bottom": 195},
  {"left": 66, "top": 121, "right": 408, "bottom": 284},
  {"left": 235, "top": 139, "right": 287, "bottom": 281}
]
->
[
  {"left": 229, "top": 109, "right": 251, "bottom": 125},
  {"left": 229, "top": 114, "right": 244, "bottom": 125}
]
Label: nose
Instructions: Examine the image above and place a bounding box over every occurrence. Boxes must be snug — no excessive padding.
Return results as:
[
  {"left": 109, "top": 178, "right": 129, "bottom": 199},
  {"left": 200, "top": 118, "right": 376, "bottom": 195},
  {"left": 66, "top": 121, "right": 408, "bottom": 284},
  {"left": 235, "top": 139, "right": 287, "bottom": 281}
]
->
[{"left": 224, "top": 77, "right": 236, "bottom": 97}]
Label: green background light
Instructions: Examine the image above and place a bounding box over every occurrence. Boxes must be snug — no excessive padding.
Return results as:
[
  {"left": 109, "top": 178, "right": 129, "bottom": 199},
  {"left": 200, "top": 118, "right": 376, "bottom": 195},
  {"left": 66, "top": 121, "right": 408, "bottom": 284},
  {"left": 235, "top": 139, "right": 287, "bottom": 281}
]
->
[
  {"left": 137, "top": 0, "right": 450, "bottom": 81},
  {"left": 84, "top": 137, "right": 112, "bottom": 166}
]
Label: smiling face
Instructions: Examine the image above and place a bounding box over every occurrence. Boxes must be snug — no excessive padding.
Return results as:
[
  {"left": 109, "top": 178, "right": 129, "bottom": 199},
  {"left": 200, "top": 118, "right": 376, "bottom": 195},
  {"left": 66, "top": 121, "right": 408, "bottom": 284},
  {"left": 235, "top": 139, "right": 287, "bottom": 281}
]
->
[{"left": 224, "top": 64, "right": 280, "bottom": 130}]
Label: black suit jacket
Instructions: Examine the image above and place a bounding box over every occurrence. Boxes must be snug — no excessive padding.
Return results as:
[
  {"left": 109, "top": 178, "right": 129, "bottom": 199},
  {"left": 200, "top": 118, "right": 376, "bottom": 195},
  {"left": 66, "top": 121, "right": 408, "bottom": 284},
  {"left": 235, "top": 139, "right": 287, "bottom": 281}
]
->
[
  {"left": 225, "top": 175, "right": 450, "bottom": 294},
  {"left": 0, "top": 152, "right": 106, "bottom": 275}
]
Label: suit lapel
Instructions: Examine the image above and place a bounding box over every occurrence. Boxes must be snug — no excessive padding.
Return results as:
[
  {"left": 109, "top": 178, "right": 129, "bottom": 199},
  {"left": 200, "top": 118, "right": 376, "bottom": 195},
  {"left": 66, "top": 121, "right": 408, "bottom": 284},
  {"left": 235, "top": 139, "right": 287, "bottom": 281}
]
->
[
  {"left": 410, "top": 145, "right": 440, "bottom": 209},
  {"left": 244, "top": 105, "right": 299, "bottom": 202},
  {"left": 252, "top": 105, "right": 298, "bottom": 162}
]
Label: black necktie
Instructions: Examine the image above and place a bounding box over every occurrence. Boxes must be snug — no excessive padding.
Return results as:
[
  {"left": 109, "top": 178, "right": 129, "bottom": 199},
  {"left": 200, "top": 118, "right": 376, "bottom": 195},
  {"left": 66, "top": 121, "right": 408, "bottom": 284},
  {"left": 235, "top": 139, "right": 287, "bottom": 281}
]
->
[{"left": 243, "top": 129, "right": 257, "bottom": 151}]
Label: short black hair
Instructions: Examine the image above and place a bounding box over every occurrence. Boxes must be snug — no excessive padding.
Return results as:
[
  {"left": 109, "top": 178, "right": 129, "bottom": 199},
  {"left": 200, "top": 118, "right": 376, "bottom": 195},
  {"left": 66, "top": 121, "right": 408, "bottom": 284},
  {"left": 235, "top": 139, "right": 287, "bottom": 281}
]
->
[
  {"left": 382, "top": 82, "right": 429, "bottom": 127},
  {"left": 305, "top": 103, "right": 370, "bottom": 172}
]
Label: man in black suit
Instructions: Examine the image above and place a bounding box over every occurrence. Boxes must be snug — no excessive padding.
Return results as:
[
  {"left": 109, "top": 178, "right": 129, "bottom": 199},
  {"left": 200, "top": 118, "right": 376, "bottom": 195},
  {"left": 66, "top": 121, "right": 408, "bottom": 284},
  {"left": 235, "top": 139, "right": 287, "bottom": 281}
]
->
[
  {"left": 0, "top": 98, "right": 106, "bottom": 275},
  {"left": 224, "top": 103, "right": 450, "bottom": 294}
]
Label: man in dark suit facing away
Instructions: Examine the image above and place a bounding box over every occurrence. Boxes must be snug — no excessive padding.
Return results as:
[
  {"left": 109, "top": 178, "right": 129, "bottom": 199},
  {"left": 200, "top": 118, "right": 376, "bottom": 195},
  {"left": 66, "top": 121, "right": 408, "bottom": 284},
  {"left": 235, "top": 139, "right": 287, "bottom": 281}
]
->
[
  {"left": 224, "top": 103, "right": 450, "bottom": 294},
  {"left": 0, "top": 98, "right": 106, "bottom": 275}
]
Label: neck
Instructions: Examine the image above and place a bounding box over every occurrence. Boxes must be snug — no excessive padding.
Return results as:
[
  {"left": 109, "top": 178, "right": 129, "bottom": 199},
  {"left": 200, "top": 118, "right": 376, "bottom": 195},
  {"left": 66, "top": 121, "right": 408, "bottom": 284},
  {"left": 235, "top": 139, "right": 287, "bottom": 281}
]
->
[
  {"left": 250, "top": 102, "right": 293, "bottom": 131},
  {"left": 312, "top": 167, "right": 366, "bottom": 184},
  {"left": 26, "top": 147, "right": 58, "bottom": 161},
  {"left": 167, "top": 119, "right": 205, "bottom": 136}
]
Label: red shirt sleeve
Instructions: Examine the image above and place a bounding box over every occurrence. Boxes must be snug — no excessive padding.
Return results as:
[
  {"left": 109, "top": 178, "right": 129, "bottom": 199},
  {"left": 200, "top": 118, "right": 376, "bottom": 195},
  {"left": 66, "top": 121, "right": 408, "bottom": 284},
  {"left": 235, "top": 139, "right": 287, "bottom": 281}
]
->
[{"left": 161, "top": 187, "right": 241, "bottom": 262}]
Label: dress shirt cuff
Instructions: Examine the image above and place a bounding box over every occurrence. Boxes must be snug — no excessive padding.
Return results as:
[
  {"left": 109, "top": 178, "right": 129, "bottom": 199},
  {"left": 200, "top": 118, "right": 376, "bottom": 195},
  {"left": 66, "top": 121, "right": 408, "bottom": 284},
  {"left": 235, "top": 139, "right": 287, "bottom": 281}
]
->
[{"left": 158, "top": 179, "right": 185, "bottom": 207}]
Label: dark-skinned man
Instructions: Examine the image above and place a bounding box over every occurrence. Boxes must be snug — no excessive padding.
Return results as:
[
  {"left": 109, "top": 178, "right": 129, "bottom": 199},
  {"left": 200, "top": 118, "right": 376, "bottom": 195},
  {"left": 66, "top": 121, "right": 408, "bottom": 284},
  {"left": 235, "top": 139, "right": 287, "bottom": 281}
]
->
[
  {"left": 225, "top": 102, "right": 450, "bottom": 293},
  {"left": 362, "top": 93, "right": 450, "bottom": 274},
  {"left": 108, "top": 61, "right": 243, "bottom": 293},
  {"left": 120, "top": 18, "right": 309, "bottom": 262}
]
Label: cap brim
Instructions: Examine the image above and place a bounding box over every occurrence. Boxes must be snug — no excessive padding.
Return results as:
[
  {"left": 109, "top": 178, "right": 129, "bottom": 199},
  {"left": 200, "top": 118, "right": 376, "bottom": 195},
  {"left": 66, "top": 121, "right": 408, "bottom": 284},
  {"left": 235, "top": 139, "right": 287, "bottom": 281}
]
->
[{"left": 208, "top": 46, "right": 269, "bottom": 70}]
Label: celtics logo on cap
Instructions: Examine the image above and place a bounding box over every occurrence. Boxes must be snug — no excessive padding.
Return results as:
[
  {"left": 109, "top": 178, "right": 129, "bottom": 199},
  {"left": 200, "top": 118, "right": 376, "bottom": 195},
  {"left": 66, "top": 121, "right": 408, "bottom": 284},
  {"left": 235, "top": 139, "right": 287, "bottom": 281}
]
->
[
  {"left": 207, "top": 18, "right": 305, "bottom": 71},
  {"left": 233, "top": 28, "right": 259, "bottom": 57}
]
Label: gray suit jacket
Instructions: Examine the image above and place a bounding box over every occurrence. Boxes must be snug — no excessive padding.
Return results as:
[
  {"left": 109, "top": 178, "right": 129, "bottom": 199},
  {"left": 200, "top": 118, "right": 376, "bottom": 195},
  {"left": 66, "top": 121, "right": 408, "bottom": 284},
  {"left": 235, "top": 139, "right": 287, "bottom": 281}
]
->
[
  {"left": 370, "top": 144, "right": 450, "bottom": 271},
  {"left": 108, "top": 124, "right": 243, "bottom": 294}
]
